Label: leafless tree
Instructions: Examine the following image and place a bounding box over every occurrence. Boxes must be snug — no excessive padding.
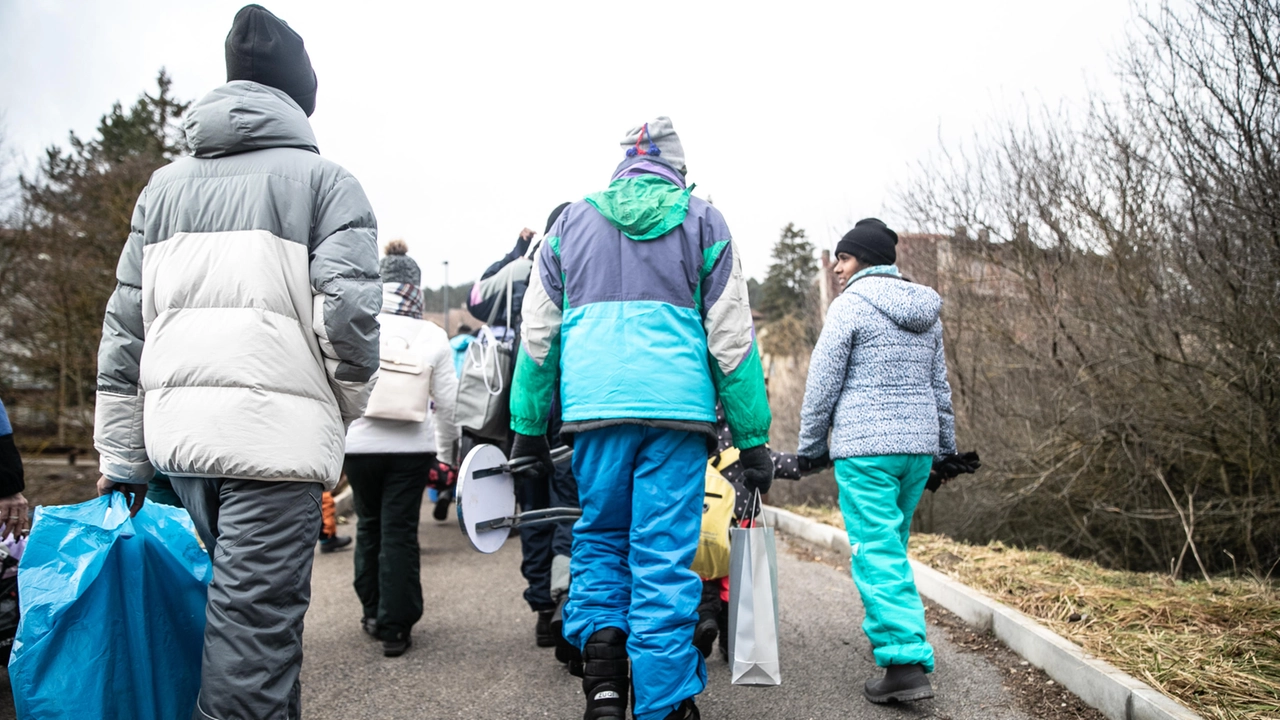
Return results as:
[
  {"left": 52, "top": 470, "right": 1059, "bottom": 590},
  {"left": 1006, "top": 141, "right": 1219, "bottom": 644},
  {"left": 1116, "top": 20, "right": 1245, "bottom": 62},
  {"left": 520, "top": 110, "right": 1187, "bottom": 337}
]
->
[{"left": 897, "top": 0, "right": 1280, "bottom": 576}]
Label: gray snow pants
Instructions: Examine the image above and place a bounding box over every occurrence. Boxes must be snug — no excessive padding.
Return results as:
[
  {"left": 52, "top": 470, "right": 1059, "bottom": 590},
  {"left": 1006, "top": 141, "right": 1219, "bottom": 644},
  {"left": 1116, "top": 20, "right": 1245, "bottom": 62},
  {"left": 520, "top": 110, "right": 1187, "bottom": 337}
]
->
[{"left": 172, "top": 477, "right": 324, "bottom": 720}]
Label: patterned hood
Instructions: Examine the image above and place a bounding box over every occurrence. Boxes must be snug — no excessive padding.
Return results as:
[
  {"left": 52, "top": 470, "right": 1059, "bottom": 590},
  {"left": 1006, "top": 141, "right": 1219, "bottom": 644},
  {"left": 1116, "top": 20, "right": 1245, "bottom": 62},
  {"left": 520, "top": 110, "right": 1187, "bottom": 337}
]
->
[{"left": 850, "top": 278, "right": 942, "bottom": 334}]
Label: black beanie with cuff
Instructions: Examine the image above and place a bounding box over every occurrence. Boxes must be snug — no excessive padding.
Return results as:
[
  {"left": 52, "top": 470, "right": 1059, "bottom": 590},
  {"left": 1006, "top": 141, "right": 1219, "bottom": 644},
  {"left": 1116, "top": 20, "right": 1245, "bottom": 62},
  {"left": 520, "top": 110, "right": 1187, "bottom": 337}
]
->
[
  {"left": 837, "top": 218, "right": 899, "bottom": 266},
  {"left": 225, "top": 5, "right": 318, "bottom": 116},
  {"left": 545, "top": 202, "right": 572, "bottom": 235}
]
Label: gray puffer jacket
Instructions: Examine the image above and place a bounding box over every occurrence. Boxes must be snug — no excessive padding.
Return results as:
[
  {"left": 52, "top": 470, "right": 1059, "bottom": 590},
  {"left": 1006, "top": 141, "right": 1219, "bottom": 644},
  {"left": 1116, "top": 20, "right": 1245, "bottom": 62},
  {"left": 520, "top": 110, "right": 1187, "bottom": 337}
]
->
[
  {"left": 93, "top": 81, "right": 381, "bottom": 490},
  {"left": 797, "top": 271, "right": 956, "bottom": 460}
]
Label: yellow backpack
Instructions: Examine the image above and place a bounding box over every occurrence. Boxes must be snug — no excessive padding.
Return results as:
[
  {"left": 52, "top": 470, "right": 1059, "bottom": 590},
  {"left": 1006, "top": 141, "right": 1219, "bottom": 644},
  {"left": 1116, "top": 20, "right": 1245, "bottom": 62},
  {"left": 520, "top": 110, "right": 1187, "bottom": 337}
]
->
[{"left": 691, "top": 463, "right": 736, "bottom": 580}]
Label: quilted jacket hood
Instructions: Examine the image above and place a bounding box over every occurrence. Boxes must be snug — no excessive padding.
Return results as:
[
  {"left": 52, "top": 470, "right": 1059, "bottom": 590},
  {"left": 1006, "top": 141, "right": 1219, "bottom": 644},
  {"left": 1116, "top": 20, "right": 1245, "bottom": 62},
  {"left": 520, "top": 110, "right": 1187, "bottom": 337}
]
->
[
  {"left": 850, "top": 278, "right": 942, "bottom": 334},
  {"left": 185, "top": 81, "right": 319, "bottom": 158}
]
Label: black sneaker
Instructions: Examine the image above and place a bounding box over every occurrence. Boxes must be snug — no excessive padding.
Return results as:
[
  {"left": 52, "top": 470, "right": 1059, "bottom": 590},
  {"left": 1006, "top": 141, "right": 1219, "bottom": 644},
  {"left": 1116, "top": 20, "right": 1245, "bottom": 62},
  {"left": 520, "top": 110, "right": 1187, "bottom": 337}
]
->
[
  {"left": 432, "top": 489, "right": 453, "bottom": 522},
  {"left": 382, "top": 631, "right": 412, "bottom": 658},
  {"left": 361, "top": 617, "right": 379, "bottom": 639},
  {"left": 864, "top": 664, "right": 934, "bottom": 704},
  {"left": 536, "top": 609, "right": 556, "bottom": 647},
  {"left": 318, "top": 534, "right": 352, "bottom": 553},
  {"left": 663, "top": 699, "right": 700, "bottom": 720}
]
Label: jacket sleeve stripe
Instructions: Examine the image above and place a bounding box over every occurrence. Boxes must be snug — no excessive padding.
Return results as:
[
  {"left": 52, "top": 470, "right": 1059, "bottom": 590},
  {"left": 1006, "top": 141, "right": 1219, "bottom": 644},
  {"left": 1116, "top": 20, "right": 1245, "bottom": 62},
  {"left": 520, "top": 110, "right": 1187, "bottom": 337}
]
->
[
  {"left": 701, "top": 239, "right": 772, "bottom": 448},
  {"left": 703, "top": 240, "right": 754, "bottom": 375},
  {"left": 510, "top": 249, "right": 563, "bottom": 436}
]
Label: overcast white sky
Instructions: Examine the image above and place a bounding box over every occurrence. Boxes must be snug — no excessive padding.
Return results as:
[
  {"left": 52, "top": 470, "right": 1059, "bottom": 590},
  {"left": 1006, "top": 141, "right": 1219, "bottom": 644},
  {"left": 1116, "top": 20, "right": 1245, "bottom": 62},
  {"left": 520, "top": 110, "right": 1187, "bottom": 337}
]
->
[{"left": 0, "top": 0, "right": 1135, "bottom": 289}]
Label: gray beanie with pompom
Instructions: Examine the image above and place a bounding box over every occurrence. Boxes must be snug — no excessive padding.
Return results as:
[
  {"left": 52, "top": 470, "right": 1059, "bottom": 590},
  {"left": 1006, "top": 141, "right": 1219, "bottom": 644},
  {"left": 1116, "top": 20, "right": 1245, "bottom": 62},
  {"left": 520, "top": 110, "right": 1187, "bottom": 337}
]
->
[{"left": 380, "top": 240, "right": 420, "bottom": 285}]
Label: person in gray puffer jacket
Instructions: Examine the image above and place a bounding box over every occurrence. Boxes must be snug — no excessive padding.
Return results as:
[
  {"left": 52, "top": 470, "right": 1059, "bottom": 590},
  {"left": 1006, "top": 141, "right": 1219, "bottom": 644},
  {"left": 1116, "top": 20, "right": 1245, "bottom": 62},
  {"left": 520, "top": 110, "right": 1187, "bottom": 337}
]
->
[
  {"left": 92, "top": 6, "right": 380, "bottom": 719},
  {"left": 798, "top": 218, "right": 956, "bottom": 706}
]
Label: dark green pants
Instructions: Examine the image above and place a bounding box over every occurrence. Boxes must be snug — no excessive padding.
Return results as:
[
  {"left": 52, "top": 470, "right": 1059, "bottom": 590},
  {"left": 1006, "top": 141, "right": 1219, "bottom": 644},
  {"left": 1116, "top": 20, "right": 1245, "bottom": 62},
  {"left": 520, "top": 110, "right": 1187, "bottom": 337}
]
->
[{"left": 345, "top": 453, "right": 433, "bottom": 638}]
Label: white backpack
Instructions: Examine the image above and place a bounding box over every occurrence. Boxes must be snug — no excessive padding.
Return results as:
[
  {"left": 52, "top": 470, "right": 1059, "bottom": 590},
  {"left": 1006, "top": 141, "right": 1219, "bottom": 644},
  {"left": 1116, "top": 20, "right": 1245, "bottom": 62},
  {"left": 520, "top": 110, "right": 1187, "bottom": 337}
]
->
[{"left": 364, "top": 325, "right": 433, "bottom": 422}]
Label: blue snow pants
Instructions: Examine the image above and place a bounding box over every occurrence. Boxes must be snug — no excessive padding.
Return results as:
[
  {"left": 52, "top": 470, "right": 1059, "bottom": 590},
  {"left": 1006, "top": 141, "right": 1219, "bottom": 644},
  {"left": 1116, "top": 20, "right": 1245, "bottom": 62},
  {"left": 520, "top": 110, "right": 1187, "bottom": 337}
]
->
[
  {"left": 835, "top": 454, "right": 936, "bottom": 671},
  {"left": 562, "top": 425, "right": 708, "bottom": 720}
]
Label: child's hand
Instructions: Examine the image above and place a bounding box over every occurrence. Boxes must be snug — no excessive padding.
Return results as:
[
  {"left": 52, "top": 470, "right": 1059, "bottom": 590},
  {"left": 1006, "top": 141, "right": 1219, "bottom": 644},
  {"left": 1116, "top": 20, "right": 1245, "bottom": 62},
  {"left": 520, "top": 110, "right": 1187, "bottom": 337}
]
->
[{"left": 796, "top": 452, "right": 832, "bottom": 476}]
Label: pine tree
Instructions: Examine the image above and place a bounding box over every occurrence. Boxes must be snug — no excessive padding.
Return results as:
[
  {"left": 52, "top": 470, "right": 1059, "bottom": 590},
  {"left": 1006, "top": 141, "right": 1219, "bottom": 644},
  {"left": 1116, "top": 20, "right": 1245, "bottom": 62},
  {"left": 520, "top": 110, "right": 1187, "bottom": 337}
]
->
[
  {"left": 759, "top": 223, "right": 816, "bottom": 320},
  {"left": 1, "top": 70, "right": 189, "bottom": 443}
]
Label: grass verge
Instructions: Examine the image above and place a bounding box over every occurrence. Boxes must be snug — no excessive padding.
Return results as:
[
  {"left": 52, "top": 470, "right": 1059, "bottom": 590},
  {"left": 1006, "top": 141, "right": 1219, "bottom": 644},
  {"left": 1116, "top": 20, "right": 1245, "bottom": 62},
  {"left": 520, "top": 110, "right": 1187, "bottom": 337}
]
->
[{"left": 783, "top": 503, "right": 1280, "bottom": 720}]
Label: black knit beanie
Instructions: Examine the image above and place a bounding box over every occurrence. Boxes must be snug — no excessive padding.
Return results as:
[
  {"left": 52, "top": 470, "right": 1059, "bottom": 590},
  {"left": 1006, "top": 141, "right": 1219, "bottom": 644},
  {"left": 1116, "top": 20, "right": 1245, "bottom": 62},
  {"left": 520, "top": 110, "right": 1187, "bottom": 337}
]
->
[
  {"left": 545, "top": 202, "right": 571, "bottom": 235},
  {"left": 225, "top": 5, "right": 318, "bottom": 116},
  {"left": 836, "top": 218, "right": 898, "bottom": 266}
]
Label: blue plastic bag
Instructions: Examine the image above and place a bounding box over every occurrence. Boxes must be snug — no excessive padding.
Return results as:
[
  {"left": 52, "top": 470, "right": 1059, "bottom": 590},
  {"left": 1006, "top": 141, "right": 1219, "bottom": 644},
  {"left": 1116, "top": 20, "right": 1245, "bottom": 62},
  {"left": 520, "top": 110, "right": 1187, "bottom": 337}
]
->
[{"left": 10, "top": 494, "right": 212, "bottom": 719}]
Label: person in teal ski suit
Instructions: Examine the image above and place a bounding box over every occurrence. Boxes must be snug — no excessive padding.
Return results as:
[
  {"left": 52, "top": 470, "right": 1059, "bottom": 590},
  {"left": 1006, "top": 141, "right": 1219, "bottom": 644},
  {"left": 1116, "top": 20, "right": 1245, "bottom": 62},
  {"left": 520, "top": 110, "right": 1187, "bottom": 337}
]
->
[
  {"left": 508, "top": 117, "right": 773, "bottom": 720},
  {"left": 797, "top": 218, "right": 957, "bottom": 704}
]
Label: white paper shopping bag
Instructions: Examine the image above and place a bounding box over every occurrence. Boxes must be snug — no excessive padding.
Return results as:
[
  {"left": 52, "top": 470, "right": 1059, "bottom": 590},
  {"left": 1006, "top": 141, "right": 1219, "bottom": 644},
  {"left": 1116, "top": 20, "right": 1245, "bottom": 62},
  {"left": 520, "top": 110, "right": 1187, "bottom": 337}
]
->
[{"left": 727, "top": 493, "right": 781, "bottom": 686}]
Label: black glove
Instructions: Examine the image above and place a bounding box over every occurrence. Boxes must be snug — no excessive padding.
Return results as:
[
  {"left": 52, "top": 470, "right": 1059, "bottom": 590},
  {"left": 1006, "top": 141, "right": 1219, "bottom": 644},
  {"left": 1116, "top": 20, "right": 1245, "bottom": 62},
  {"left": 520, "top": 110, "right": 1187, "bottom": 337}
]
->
[
  {"left": 737, "top": 444, "right": 775, "bottom": 496},
  {"left": 928, "top": 451, "right": 981, "bottom": 492},
  {"left": 926, "top": 467, "right": 943, "bottom": 493},
  {"left": 939, "top": 451, "right": 981, "bottom": 478},
  {"left": 796, "top": 452, "right": 832, "bottom": 477},
  {"left": 509, "top": 433, "right": 553, "bottom": 486}
]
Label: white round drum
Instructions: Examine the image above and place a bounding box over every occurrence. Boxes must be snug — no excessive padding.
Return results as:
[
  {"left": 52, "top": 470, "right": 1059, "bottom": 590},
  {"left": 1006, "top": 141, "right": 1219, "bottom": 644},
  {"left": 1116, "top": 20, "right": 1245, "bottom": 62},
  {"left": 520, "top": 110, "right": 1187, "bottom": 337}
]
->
[{"left": 456, "top": 443, "right": 517, "bottom": 554}]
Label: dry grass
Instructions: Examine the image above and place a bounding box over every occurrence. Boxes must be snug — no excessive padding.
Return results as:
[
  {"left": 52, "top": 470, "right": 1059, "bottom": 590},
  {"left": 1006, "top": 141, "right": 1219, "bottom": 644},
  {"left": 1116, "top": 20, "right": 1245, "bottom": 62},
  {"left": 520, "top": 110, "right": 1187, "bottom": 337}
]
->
[{"left": 782, "top": 504, "right": 1280, "bottom": 720}]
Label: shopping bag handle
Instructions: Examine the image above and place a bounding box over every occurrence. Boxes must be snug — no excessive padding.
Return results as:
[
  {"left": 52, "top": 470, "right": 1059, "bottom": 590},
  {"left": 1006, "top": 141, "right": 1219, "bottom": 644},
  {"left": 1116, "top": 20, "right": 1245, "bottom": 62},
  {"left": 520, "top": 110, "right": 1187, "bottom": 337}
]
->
[{"left": 741, "top": 490, "right": 768, "bottom": 529}]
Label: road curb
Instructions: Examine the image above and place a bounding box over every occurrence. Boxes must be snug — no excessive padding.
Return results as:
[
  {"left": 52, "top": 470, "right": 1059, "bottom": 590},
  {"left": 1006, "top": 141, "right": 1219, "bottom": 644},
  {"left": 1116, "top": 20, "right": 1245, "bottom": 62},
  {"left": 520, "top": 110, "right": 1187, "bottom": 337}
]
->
[{"left": 762, "top": 506, "right": 1202, "bottom": 720}]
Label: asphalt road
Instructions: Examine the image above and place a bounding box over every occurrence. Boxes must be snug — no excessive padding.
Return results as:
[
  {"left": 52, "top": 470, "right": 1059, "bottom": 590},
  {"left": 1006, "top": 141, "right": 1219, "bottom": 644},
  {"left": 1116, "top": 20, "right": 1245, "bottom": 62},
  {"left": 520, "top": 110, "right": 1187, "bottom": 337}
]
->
[{"left": 301, "top": 499, "right": 1040, "bottom": 720}]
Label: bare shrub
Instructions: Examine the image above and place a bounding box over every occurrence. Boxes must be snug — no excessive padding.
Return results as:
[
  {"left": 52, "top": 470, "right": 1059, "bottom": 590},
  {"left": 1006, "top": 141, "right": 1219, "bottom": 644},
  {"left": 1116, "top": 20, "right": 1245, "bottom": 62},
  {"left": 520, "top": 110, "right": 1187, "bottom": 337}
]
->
[{"left": 897, "top": 0, "right": 1280, "bottom": 576}]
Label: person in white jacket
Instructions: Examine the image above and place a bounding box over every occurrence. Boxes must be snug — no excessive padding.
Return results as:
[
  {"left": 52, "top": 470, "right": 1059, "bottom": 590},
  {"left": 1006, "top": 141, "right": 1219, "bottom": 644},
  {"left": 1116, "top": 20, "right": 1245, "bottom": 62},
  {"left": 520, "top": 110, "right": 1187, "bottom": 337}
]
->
[
  {"left": 93, "top": 8, "right": 380, "bottom": 717},
  {"left": 344, "top": 239, "right": 460, "bottom": 657}
]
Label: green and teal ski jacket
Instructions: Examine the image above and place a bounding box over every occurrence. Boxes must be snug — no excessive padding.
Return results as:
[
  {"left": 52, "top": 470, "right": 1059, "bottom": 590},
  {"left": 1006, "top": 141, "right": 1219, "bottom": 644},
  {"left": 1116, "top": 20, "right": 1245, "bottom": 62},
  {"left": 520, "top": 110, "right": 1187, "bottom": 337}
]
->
[{"left": 509, "top": 159, "right": 771, "bottom": 448}]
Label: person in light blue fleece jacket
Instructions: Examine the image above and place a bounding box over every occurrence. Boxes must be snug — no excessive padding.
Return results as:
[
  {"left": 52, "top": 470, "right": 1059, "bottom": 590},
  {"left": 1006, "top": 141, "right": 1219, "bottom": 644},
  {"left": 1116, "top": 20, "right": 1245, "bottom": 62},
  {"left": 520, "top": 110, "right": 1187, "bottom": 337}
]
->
[{"left": 798, "top": 218, "right": 956, "bottom": 705}]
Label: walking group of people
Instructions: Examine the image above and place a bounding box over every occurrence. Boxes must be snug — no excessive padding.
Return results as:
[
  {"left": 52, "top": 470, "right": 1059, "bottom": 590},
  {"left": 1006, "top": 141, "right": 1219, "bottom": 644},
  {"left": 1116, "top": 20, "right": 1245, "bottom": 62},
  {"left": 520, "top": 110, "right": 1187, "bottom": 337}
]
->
[{"left": 79, "top": 5, "right": 970, "bottom": 719}]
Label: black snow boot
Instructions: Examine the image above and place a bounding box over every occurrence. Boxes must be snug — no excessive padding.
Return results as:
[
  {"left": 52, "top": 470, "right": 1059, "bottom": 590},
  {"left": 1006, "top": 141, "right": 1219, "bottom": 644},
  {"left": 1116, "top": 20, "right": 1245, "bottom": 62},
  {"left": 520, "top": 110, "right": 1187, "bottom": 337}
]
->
[
  {"left": 582, "top": 627, "right": 629, "bottom": 720},
  {"left": 536, "top": 609, "right": 556, "bottom": 647},
  {"left": 693, "top": 580, "right": 720, "bottom": 659},
  {"left": 663, "top": 698, "right": 700, "bottom": 720},
  {"left": 864, "top": 664, "right": 934, "bottom": 704},
  {"left": 716, "top": 601, "right": 729, "bottom": 662}
]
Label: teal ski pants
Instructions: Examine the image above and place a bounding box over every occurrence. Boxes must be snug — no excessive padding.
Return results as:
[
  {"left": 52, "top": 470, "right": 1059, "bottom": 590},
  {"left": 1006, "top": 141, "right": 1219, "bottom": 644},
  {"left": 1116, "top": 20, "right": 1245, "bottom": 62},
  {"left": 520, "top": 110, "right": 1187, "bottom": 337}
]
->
[{"left": 834, "top": 454, "right": 936, "bottom": 671}]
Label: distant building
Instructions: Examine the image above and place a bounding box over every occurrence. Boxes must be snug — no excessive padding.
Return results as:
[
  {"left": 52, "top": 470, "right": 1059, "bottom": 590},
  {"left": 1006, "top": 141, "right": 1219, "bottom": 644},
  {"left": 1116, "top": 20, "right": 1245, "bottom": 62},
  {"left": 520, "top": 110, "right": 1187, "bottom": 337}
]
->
[{"left": 814, "top": 228, "right": 1023, "bottom": 320}]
